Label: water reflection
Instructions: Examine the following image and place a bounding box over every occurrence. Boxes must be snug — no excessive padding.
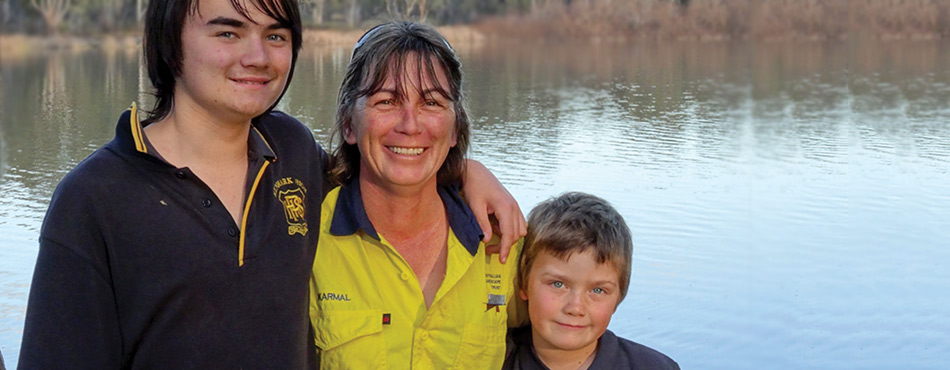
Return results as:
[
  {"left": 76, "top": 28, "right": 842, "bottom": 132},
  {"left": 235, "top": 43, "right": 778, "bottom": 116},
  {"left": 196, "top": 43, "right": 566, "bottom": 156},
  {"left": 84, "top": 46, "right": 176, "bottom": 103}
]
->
[{"left": 2, "top": 40, "right": 950, "bottom": 369}]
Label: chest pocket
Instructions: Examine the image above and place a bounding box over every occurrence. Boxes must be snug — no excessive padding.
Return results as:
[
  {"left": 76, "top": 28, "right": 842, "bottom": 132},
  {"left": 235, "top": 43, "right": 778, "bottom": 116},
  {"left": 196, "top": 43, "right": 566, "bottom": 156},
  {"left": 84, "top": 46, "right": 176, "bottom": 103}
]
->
[
  {"left": 312, "top": 309, "right": 387, "bottom": 369},
  {"left": 452, "top": 321, "right": 507, "bottom": 369}
]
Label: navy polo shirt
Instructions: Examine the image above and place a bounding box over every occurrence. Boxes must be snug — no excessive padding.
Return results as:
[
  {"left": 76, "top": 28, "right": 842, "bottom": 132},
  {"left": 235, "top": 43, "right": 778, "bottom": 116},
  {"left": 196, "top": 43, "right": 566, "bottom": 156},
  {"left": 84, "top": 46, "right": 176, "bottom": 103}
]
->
[
  {"left": 19, "top": 104, "right": 327, "bottom": 369},
  {"left": 503, "top": 326, "right": 680, "bottom": 370}
]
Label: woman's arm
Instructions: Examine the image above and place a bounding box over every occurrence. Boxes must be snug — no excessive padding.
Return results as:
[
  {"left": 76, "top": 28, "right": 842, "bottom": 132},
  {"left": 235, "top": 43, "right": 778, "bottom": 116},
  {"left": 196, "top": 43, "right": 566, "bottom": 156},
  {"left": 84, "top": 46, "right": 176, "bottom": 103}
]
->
[{"left": 462, "top": 159, "right": 526, "bottom": 263}]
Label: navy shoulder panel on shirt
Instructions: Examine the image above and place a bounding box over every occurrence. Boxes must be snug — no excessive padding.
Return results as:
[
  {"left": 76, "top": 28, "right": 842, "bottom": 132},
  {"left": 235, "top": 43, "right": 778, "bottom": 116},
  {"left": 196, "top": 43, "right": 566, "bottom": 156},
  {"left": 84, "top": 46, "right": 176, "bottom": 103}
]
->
[{"left": 254, "top": 110, "right": 328, "bottom": 165}]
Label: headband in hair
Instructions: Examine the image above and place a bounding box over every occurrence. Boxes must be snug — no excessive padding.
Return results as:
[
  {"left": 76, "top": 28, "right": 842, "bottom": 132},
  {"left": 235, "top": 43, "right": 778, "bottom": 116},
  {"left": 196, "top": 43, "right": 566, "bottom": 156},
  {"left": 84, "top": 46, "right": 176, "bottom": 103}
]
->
[{"left": 351, "top": 23, "right": 455, "bottom": 59}]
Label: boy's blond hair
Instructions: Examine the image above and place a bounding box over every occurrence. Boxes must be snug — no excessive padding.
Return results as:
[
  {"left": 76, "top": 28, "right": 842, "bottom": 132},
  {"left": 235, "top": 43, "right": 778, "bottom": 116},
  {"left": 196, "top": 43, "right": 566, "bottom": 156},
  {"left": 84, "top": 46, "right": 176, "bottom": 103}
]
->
[{"left": 519, "top": 192, "right": 634, "bottom": 304}]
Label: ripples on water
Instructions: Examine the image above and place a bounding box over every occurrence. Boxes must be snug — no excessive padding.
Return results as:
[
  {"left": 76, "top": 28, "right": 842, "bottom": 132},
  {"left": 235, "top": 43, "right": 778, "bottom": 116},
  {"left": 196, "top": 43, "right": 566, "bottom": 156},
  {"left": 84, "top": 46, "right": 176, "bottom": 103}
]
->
[{"left": 2, "top": 41, "right": 949, "bottom": 368}]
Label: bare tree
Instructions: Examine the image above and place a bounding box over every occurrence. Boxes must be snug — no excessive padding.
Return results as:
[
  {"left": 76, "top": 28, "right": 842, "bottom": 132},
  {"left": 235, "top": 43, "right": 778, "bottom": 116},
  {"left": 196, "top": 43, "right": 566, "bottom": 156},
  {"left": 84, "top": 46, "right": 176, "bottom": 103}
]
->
[
  {"left": 100, "top": 0, "right": 121, "bottom": 31},
  {"left": 402, "top": 0, "right": 429, "bottom": 21},
  {"left": 30, "top": 0, "right": 71, "bottom": 34},
  {"left": 386, "top": 0, "right": 397, "bottom": 17}
]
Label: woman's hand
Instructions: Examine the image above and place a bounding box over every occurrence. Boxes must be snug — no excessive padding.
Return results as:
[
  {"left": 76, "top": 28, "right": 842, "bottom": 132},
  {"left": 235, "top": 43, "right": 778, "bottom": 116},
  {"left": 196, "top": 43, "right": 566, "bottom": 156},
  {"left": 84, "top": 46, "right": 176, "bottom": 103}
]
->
[{"left": 463, "top": 159, "right": 526, "bottom": 263}]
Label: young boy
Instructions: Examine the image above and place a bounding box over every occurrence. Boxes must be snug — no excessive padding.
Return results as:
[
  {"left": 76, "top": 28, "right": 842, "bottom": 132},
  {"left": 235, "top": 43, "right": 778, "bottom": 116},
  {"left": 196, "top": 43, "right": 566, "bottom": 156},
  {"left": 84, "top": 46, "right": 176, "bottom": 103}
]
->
[{"left": 504, "top": 192, "right": 679, "bottom": 370}]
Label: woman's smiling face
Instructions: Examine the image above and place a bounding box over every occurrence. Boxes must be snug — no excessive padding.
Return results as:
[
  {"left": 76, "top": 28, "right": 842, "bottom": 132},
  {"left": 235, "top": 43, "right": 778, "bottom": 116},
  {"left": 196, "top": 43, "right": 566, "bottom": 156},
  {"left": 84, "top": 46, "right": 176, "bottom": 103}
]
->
[{"left": 346, "top": 54, "right": 457, "bottom": 191}]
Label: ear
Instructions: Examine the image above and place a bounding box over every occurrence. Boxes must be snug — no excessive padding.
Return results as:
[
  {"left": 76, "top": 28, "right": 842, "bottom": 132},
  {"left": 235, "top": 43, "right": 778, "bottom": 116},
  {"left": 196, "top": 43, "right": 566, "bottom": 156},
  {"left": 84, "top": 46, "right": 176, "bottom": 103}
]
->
[
  {"left": 518, "top": 287, "right": 528, "bottom": 301},
  {"left": 449, "top": 126, "right": 458, "bottom": 147},
  {"left": 344, "top": 123, "right": 357, "bottom": 145}
]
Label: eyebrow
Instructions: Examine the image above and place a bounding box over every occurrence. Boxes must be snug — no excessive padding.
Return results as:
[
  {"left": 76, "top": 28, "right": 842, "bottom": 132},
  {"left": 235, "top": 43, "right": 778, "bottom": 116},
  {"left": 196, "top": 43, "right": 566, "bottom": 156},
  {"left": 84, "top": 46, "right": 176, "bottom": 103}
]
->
[
  {"left": 206, "top": 16, "right": 288, "bottom": 30},
  {"left": 591, "top": 280, "right": 619, "bottom": 287},
  {"left": 370, "top": 88, "right": 450, "bottom": 99},
  {"left": 207, "top": 17, "right": 245, "bottom": 28},
  {"left": 420, "top": 88, "right": 450, "bottom": 98},
  {"left": 538, "top": 271, "right": 618, "bottom": 286}
]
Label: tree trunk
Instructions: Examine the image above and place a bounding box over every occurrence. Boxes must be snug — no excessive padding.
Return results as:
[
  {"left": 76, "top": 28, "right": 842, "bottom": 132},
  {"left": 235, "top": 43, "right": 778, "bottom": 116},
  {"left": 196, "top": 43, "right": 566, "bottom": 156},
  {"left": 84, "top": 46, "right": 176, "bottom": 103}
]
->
[
  {"left": 418, "top": 0, "right": 427, "bottom": 22},
  {"left": 137, "top": 0, "right": 145, "bottom": 25},
  {"left": 2, "top": 0, "right": 10, "bottom": 26},
  {"left": 101, "top": 0, "right": 118, "bottom": 32},
  {"left": 312, "top": 0, "right": 324, "bottom": 25},
  {"left": 347, "top": 0, "right": 359, "bottom": 27}
]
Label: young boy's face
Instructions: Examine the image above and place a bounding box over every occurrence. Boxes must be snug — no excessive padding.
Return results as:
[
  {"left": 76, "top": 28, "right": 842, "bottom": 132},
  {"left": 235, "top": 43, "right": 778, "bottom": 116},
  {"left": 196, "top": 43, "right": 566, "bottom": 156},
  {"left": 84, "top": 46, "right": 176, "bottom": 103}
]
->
[{"left": 520, "top": 248, "right": 621, "bottom": 355}]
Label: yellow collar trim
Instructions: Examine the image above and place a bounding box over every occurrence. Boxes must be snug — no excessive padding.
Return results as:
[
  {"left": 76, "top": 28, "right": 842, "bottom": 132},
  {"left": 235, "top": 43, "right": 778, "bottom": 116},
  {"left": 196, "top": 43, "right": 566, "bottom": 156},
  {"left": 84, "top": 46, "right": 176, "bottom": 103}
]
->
[{"left": 129, "top": 102, "right": 148, "bottom": 154}]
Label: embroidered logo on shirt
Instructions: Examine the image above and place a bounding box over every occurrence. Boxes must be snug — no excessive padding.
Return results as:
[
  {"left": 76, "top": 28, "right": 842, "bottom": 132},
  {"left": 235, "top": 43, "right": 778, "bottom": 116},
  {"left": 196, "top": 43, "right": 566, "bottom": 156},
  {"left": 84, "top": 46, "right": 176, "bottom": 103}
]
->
[
  {"left": 485, "top": 272, "right": 506, "bottom": 311},
  {"left": 273, "top": 177, "right": 308, "bottom": 236}
]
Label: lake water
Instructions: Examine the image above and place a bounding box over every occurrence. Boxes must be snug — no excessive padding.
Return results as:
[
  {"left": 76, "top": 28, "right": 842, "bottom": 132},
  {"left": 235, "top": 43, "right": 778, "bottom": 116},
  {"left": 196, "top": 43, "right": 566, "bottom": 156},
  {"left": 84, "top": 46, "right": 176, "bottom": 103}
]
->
[{"left": 2, "top": 39, "right": 949, "bottom": 369}]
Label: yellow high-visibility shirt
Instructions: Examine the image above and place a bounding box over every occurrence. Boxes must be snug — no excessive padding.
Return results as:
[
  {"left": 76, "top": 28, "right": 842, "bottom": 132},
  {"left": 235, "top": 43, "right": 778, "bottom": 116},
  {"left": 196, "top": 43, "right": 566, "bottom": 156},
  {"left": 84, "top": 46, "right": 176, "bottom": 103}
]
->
[{"left": 310, "top": 181, "right": 524, "bottom": 369}]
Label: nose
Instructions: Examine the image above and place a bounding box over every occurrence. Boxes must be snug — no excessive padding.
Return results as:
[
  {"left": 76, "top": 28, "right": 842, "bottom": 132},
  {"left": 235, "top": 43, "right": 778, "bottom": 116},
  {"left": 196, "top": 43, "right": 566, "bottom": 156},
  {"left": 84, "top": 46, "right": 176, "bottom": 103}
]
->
[
  {"left": 394, "top": 105, "right": 423, "bottom": 135},
  {"left": 241, "top": 38, "right": 270, "bottom": 68},
  {"left": 562, "top": 290, "right": 586, "bottom": 316}
]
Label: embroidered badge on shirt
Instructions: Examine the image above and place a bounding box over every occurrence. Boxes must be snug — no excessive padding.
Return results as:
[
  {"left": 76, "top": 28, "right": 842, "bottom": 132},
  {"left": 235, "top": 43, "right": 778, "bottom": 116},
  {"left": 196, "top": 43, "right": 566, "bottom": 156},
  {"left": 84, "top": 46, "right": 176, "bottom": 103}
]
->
[
  {"left": 273, "top": 177, "right": 308, "bottom": 236},
  {"left": 485, "top": 256, "right": 506, "bottom": 311}
]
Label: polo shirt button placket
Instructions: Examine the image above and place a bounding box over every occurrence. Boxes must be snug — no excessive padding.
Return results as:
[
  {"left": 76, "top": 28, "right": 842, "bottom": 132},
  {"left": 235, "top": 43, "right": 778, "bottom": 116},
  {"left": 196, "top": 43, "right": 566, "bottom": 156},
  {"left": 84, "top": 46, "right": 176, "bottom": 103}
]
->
[
  {"left": 400, "top": 272, "right": 410, "bottom": 281},
  {"left": 202, "top": 198, "right": 213, "bottom": 208},
  {"left": 227, "top": 227, "right": 238, "bottom": 237},
  {"left": 175, "top": 170, "right": 187, "bottom": 179}
]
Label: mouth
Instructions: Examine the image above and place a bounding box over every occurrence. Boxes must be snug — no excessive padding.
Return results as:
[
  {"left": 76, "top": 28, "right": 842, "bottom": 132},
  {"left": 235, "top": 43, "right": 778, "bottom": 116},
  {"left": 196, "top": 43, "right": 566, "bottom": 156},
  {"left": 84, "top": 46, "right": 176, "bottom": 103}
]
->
[
  {"left": 556, "top": 322, "right": 587, "bottom": 329},
  {"left": 230, "top": 76, "right": 271, "bottom": 86},
  {"left": 387, "top": 146, "right": 425, "bottom": 156}
]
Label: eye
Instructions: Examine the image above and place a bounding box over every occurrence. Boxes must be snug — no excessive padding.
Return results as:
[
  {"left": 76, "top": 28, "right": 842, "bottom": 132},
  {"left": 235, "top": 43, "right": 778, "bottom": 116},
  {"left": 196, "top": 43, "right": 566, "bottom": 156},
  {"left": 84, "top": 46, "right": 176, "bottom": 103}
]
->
[
  {"left": 551, "top": 281, "right": 564, "bottom": 288},
  {"left": 266, "top": 33, "right": 288, "bottom": 42},
  {"left": 592, "top": 287, "right": 605, "bottom": 294},
  {"left": 377, "top": 99, "right": 393, "bottom": 106},
  {"left": 217, "top": 31, "right": 236, "bottom": 39}
]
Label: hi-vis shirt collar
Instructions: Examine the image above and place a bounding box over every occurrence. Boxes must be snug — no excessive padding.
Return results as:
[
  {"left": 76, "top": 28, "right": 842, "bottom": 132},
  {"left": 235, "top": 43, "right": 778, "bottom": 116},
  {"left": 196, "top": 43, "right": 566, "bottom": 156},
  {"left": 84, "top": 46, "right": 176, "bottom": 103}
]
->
[
  {"left": 118, "top": 102, "right": 277, "bottom": 161},
  {"left": 328, "top": 176, "right": 484, "bottom": 256}
]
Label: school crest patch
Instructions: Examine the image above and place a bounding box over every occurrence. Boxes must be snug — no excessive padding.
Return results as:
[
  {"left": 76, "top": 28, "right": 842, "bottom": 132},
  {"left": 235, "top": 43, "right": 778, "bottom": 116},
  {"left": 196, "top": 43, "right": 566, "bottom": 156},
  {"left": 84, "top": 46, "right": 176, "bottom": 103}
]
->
[{"left": 273, "top": 177, "right": 309, "bottom": 236}]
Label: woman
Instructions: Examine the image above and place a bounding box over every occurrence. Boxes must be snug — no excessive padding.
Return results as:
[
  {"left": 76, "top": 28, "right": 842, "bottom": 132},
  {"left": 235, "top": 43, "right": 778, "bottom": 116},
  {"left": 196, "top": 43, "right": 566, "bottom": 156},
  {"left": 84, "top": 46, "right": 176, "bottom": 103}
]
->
[{"left": 310, "top": 21, "right": 525, "bottom": 369}]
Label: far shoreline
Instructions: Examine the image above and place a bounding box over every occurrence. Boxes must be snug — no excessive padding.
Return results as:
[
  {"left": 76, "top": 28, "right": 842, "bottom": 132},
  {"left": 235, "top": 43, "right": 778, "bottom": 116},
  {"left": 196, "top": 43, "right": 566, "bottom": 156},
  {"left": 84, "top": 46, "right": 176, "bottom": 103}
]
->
[
  {"left": 0, "top": 27, "right": 492, "bottom": 61},
  {"left": 1, "top": 24, "right": 943, "bottom": 62}
]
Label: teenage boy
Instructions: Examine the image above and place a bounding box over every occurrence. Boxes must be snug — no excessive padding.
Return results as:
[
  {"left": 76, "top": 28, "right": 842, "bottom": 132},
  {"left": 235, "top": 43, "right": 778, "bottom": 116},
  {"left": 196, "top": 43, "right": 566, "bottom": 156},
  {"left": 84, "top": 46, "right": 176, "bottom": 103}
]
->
[
  {"left": 505, "top": 192, "right": 679, "bottom": 370},
  {"left": 17, "top": 0, "right": 522, "bottom": 368}
]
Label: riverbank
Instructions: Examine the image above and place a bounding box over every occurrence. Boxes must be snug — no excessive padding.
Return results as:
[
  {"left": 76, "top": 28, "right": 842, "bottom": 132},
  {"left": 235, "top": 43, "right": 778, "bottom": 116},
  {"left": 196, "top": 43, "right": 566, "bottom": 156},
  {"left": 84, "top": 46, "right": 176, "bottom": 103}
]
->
[
  {"left": 2, "top": 15, "right": 944, "bottom": 62},
  {"left": 0, "top": 27, "right": 490, "bottom": 62}
]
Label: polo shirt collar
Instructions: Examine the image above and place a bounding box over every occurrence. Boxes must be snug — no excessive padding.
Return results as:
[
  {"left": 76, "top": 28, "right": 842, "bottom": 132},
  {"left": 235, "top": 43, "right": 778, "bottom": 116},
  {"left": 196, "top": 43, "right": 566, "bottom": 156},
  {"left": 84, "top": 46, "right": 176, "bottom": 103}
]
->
[
  {"left": 247, "top": 125, "right": 277, "bottom": 161},
  {"left": 329, "top": 176, "right": 484, "bottom": 256},
  {"left": 588, "top": 329, "right": 618, "bottom": 368},
  {"left": 113, "top": 102, "right": 277, "bottom": 162}
]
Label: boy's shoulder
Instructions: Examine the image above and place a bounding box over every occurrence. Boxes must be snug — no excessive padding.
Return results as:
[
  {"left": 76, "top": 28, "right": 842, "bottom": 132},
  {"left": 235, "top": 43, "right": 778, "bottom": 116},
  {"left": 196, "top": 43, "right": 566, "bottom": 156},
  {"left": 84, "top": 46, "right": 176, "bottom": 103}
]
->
[{"left": 595, "top": 329, "right": 680, "bottom": 370}]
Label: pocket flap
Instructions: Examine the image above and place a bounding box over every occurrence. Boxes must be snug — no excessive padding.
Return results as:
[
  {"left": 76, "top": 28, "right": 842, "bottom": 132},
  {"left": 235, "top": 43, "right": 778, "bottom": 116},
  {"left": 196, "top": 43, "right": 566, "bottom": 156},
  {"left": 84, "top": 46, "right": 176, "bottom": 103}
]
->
[{"left": 312, "top": 309, "right": 383, "bottom": 350}]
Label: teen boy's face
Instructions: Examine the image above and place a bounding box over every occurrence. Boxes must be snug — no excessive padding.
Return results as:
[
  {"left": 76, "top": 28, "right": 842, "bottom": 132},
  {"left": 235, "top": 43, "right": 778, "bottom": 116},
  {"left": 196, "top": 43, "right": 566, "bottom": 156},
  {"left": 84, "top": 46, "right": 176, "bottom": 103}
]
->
[
  {"left": 520, "top": 249, "right": 621, "bottom": 356},
  {"left": 176, "top": 0, "right": 293, "bottom": 123}
]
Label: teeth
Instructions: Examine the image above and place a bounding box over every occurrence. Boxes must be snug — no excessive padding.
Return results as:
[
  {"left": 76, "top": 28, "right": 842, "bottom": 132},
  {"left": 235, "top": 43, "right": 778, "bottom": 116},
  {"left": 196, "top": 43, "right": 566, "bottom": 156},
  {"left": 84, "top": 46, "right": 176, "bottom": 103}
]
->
[
  {"left": 388, "top": 146, "right": 424, "bottom": 155},
  {"left": 233, "top": 78, "right": 267, "bottom": 85}
]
